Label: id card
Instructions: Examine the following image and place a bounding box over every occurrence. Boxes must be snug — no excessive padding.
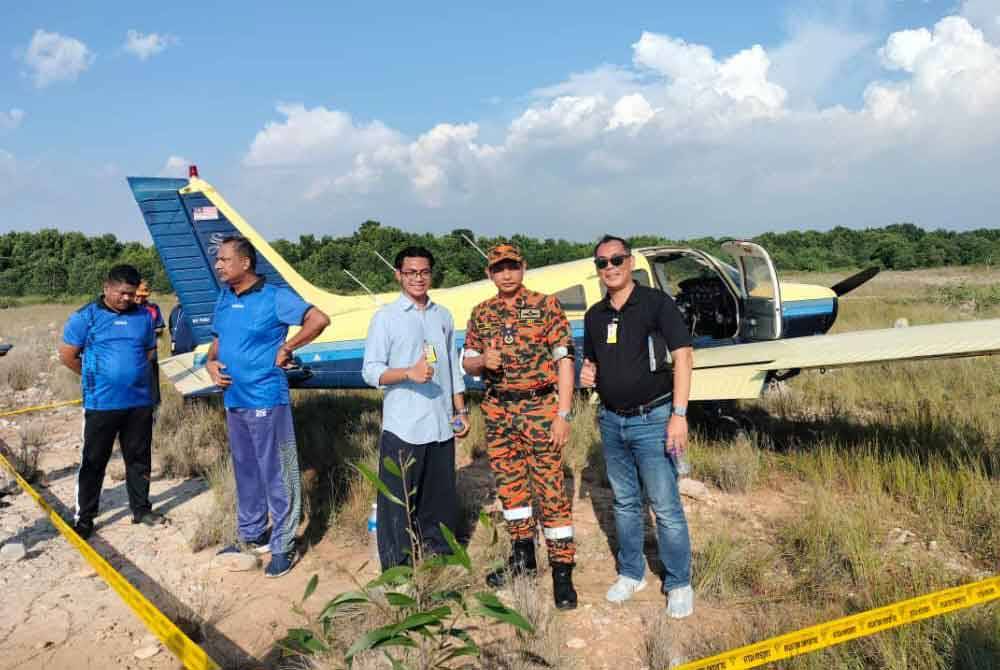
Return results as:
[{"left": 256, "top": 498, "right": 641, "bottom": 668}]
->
[
  {"left": 423, "top": 342, "right": 438, "bottom": 363},
  {"left": 607, "top": 320, "right": 618, "bottom": 345}
]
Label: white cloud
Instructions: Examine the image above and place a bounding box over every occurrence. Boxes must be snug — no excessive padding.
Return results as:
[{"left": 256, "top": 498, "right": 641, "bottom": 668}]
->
[
  {"left": 632, "top": 33, "right": 787, "bottom": 114},
  {"left": 607, "top": 94, "right": 656, "bottom": 131},
  {"left": 0, "top": 109, "right": 25, "bottom": 131},
  {"left": 868, "top": 17, "right": 1000, "bottom": 121},
  {"left": 123, "top": 30, "right": 178, "bottom": 61},
  {"left": 961, "top": 0, "right": 1000, "bottom": 44},
  {"left": 232, "top": 11, "right": 1000, "bottom": 241},
  {"left": 158, "top": 155, "right": 191, "bottom": 177},
  {"left": 22, "top": 29, "right": 94, "bottom": 88}
]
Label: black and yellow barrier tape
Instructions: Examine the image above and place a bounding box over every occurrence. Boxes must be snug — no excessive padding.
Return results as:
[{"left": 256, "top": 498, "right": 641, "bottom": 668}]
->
[
  {"left": 675, "top": 575, "right": 1000, "bottom": 670},
  {"left": 0, "top": 398, "right": 82, "bottom": 418},
  {"left": 0, "top": 448, "right": 220, "bottom": 670}
]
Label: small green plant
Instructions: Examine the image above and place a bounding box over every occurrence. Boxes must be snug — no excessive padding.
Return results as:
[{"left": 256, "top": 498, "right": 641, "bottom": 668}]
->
[{"left": 280, "top": 456, "right": 535, "bottom": 669}]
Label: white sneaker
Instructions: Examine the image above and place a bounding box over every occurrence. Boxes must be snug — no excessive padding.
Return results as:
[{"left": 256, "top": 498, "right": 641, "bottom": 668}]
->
[
  {"left": 605, "top": 575, "right": 647, "bottom": 603},
  {"left": 666, "top": 584, "right": 694, "bottom": 619}
]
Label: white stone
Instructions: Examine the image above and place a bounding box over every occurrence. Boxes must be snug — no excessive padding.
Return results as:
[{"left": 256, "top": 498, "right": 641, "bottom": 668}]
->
[
  {"left": 211, "top": 551, "right": 259, "bottom": 572},
  {"left": 0, "top": 542, "right": 27, "bottom": 562},
  {"left": 134, "top": 645, "right": 161, "bottom": 660},
  {"left": 679, "top": 479, "right": 710, "bottom": 502},
  {"left": 566, "top": 638, "right": 587, "bottom": 649},
  {"left": 894, "top": 318, "right": 909, "bottom": 328}
]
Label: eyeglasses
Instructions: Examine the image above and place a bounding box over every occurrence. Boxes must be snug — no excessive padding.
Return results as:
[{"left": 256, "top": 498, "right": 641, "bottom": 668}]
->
[
  {"left": 594, "top": 254, "right": 630, "bottom": 270},
  {"left": 400, "top": 269, "right": 433, "bottom": 279}
]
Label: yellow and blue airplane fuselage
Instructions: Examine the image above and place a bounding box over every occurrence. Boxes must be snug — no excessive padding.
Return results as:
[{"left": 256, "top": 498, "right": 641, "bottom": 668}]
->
[{"left": 128, "top": 174, "right": 844, "bottom": 399}]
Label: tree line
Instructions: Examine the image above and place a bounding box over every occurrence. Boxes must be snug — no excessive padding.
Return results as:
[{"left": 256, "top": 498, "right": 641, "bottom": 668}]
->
[{"left": 1, "top": 222, "right": 998, "bottom": 298}]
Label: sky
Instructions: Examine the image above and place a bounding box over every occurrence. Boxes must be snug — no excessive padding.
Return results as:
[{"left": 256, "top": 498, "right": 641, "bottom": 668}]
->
[{"left": 1, "top": 0, "right": 999, "bottom": 242}]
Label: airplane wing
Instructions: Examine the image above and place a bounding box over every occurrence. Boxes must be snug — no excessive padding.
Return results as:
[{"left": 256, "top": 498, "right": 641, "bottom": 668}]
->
[
  {"left": 690, "top": 319, "right": 1000, "bottom": 401},
  {"left": 159, "top": 352, "right": 217, "bottom": 397}
]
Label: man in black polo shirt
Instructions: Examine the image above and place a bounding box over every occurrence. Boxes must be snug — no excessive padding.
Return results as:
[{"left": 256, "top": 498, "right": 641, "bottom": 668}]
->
[{"left": 580, "top": 234, "right": 695, "bottom": 618}]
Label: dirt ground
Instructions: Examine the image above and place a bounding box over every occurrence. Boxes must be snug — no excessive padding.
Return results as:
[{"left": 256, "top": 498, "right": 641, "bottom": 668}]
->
[{"left": 0, "top": 392, "right": 785, "bottom": 670}]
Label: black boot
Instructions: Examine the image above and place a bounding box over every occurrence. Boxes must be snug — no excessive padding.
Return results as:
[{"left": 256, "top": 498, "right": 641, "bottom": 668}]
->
[
  {"left": 486, "top": 539, "right": 537, "bottom": 587},
  {"left": 552, "top": 563, "right": 578, "bottom": 610}
]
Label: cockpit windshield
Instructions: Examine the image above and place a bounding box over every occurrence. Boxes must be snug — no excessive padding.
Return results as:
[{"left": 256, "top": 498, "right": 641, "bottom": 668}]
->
[{"left": 647, "top": 252, "right": 739, "bottom": 340}]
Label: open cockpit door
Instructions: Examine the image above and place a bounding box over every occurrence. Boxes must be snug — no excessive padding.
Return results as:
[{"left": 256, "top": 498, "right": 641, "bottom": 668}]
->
[{"left": 722, "top": 241, "right": 783, "bottom": 341}]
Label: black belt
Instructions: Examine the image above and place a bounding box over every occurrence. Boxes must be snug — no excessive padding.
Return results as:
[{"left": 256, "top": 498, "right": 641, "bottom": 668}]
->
[
  {"left": 604, "top": 393, "right": 672, "bottom": 418},
  {"left": 486, "top": 383, "right": 556, "bottom": 402}
]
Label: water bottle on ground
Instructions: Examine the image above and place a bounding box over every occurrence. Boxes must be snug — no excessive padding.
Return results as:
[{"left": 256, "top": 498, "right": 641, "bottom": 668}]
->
[
  {"left": 367, "top": 503, "right": 379, "bottom": 566},
  {"left": 672, "top": 450, "right": 691, "bottom": 478}
]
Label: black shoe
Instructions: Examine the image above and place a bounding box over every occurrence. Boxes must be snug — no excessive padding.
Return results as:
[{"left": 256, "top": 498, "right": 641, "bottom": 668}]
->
[
  {"left": 73, "top": 521, "right": 94, "bottom": 540},
  {"left": 132, "top": 511, "right": 167, "bottom": 527},
  {"left": 552, "top": 563, "right": 578, "bottom": 610},
  {"left": 486, "top": 538, "right": 537, "bottom": 588}
]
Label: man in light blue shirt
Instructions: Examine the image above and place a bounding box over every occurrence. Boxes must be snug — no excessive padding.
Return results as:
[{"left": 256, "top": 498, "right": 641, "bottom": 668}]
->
[{"left": 362, "top": 245, "right": 469, "bottom": 568}]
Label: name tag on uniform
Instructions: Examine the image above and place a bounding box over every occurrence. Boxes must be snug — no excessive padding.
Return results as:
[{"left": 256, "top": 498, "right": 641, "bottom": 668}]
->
[
  {"left": 607, "top": 321, "right": 618, "bottom": 345},
  {"left": 423, "top": 342, "right": 438, "bottom": 363},
  {"left": 519, "top": 308, "right": 541, "bottom": 320}
]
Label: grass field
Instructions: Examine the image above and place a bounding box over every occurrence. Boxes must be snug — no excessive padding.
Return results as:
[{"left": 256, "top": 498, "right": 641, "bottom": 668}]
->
[{"left": 1, "top": 269, "right": 999, "bottom": 669}]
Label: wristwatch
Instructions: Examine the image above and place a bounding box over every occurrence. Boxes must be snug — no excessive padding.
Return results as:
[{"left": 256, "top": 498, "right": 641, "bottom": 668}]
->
[
  {"left": 672, "top": 405, "right": 688, "bottom": 418},
  {"left": 557, "top": 409, "right": 574, "bottom": 422}
]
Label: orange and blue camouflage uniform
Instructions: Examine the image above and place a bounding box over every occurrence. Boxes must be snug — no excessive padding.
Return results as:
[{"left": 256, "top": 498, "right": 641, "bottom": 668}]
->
[{"left": 464, "top": 282, "right": 576, "bottom": 565}]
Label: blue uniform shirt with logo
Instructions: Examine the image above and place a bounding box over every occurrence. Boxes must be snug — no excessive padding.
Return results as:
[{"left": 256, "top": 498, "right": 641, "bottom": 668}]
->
[
  {"left": 211, "top": 278, "right": 312, "bottom": 409},
  {"left": 63, "top": 299, "right": 157, "bottom": 410}
]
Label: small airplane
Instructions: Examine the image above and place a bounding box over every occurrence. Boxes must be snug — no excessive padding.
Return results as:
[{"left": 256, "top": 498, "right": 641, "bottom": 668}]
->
[{"left": 127, "top": 167, "right": 1000, "bottom": 401}]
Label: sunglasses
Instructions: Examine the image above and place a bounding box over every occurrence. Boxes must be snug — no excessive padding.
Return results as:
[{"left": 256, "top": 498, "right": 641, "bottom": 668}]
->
[{"left": 594, "top": 254, "right": 630, "bottom": 270}]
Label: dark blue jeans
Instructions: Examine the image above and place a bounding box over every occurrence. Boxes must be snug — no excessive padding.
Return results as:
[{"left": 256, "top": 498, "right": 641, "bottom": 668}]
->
[{"left": 598, "top": 402, "right": 691, "bottom": 591}]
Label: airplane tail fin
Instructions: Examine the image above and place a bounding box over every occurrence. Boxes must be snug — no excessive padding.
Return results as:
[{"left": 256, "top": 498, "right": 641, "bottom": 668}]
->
[{"left": 127, "top": 171, "right": 333, "bottom": 348}]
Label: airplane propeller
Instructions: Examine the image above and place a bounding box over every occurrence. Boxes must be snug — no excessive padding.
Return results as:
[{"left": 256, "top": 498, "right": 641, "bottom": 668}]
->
[{"left": 830, "top": 266, "right": 880, "bottom": 297}]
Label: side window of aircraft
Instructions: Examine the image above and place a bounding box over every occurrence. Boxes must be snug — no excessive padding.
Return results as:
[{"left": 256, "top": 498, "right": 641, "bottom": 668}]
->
[
  {"left": 554, "top": 284, "right": 587, "bottom": 311},
  {"left": 740, "top": 256, "right": 772, "bottom": 298},
  {"left": 632, "top": 269, "right": 651, "bottom": 287}
]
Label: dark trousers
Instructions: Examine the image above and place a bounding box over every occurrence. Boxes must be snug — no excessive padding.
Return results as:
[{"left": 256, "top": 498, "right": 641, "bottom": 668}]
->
[
  {"left": 75, "top": 406, "right": 154, "bottom": 526},
  {"left": 377, "top": 430, "right": 457, "bottom": 569}
]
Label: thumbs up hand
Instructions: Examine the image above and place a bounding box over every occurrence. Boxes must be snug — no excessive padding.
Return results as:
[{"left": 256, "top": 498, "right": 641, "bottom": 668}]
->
[
  {"left": 484, "top": 335, "right": 503, "bottom": 372},
  {"left": 407, "top": 353, "right": 434, "bottom": 383},
  {"left": 580, "top": 358, "right": 597, "bottom": 388}
]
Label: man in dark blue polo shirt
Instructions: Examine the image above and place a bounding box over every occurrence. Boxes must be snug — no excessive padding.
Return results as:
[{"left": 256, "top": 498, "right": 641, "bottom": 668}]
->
[
  {"left": 205, "top": 236, "right": 330, "bottom": 578},
  {"left": 59, "top": 264, "right": 164, "bottom": 540}
]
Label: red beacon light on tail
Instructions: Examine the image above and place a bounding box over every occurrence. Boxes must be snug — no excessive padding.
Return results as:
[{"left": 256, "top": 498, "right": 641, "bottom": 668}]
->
[{"left": 188, "top": 165, "right": 199, "bottom": 178}]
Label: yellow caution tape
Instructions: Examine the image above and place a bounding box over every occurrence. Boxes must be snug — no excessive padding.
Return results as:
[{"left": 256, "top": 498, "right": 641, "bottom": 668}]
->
[
  {"left": 0, "top": 398, "right": 82, "bottom": 418},
  {"left": 0, "top": 449, "right": 220, "bottom": 670},
  {"left": 675, "top": 575, "right": 1000, "bottom": 670}
]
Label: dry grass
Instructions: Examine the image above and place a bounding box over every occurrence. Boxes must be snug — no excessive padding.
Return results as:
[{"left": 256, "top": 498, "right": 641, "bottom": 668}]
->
[
  {"left": 640, "top": 612, "right": 675, "bottom": 670},
  {"left": 0, "top": 421, "right": 45, "bottom": 482},
  {"left": 690, "top": 431, "right": 762, "bottom": 493},
  {"left": 188, "top": 457, "right": 238, "bottom": 552},
  {"left": 153, "top": 392, "right": 229, "bottom": 478},
  {"left": 692, "top": 527, "right": 773, "bottom": 600}
]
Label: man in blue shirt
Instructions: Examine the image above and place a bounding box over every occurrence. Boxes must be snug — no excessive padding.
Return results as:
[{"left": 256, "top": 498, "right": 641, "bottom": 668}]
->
[
  {"left": 205, "top": 236, "right": 330, "bottom": 578},
  {"left": 59, "top": 265, "right": 163, "bottom": 540},
  {"left": 362, "top": 246, "right": 469, "bottom": 569}
]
